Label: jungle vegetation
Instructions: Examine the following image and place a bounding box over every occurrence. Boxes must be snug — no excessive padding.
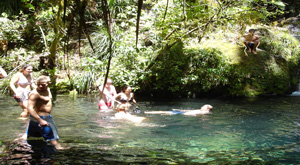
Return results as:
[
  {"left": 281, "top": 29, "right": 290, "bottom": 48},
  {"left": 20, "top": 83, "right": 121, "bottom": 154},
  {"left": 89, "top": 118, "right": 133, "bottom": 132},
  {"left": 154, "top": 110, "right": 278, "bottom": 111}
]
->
[{"left": 0, "top": 0, "right": 299, "bottom": 98}]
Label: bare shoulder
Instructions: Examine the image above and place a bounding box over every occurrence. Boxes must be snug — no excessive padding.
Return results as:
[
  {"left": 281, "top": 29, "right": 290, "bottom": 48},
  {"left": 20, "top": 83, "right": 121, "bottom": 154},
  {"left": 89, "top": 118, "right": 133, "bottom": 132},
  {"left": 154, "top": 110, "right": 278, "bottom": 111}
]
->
[{"left": 29, "top": 89, "right": 39, "bottom": 98}]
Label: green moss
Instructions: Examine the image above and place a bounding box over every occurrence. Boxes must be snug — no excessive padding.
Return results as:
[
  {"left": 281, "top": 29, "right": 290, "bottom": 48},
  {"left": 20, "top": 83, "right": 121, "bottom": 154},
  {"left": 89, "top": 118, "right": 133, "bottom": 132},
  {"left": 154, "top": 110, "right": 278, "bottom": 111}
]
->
[{"left": 194, "top": 26, "right": 300, "bottom": 97}]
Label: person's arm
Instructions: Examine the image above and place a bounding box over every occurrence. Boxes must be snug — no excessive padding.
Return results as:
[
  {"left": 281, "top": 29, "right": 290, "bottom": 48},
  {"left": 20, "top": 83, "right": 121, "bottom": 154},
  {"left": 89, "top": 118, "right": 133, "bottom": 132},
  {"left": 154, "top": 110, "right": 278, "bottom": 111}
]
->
[
  {"left": 112, "top": 86, "right": 117, "bottom": 96},
  {"left": 131, "top": 93, "right": 137, "bottom": 104},
  {"left": 27, "top": 92, "right": 49, "bottom": 126},
  {"left": 253, "top": 35, "right": 260, "bottom": 41},
  {"left": 0, "top": 67, "right": 7, "bottom": 78},
  {"left": 114, "top": 93, "right": 121, "bottom": 101},
  {"left": 39, "top": 88, "right": 52, "bottom": 102},
  {"left": 10, "top": 73, "right": 20, "bottom": 96},
  {"left": 99, "top": 85, "right": 110, "bottom": 98},
  {"left": 30, "top": 74, "right": 37, "bottom": 89},
  {"left": 111, "top": 86, "right": 117, "bottom": 107}
]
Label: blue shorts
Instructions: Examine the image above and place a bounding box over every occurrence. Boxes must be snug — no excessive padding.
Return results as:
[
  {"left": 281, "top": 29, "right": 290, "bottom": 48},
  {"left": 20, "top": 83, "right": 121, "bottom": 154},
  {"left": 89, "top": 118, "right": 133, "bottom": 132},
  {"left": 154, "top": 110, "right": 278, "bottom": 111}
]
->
[{"left": 27, "top": 115, "right": 59, "bottom": 141}]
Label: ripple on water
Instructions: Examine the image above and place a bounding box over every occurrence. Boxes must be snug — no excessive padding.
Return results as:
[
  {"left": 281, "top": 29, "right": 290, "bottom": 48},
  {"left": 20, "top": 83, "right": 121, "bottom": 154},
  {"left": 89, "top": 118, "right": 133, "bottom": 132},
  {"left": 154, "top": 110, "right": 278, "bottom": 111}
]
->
[{"left": 2, "top": 95, "right": 300, "bottom": 163}]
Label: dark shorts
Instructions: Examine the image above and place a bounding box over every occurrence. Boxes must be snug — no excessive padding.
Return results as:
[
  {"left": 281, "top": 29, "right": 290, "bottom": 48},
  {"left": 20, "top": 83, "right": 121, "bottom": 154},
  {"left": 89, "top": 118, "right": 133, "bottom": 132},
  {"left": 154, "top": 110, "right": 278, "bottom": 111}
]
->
[
  {"left": 27, "top": 115, "right": 59, "bottom": 141},
  {"left": 248, "top": 43, "right": 254, "bottom": 49}
]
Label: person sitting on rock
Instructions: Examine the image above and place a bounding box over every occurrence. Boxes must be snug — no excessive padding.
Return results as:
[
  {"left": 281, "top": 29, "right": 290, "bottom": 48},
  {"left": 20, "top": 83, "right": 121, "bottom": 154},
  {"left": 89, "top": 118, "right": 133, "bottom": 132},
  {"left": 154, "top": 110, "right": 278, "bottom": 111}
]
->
[{"left": 243, "top": 29, "right": 260, "bottom": 54}]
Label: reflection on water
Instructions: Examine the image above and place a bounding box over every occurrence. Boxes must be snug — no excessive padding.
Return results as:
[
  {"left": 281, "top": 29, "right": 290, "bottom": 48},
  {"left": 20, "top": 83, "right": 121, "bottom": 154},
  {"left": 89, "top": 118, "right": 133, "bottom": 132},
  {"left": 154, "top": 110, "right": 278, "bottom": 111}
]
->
[{"left": 1, "top": 94, "right": 300, "bottom": 164}]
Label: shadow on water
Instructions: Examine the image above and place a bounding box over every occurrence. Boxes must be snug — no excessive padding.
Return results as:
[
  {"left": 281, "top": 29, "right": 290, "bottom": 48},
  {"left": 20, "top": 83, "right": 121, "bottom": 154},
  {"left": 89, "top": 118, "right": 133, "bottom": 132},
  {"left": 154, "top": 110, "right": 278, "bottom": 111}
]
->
[
  {"left": 3, "top": 138, "right": 300, "bottom": 164},
  {"left": 1, "top": 94, "right": 300, "bottom": 164}
]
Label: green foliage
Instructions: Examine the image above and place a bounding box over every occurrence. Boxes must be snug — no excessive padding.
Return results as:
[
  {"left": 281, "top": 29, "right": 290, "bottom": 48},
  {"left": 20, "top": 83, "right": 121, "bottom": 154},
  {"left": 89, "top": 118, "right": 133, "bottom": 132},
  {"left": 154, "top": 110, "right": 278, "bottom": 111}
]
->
[
  {"left": 0, "top": 13, "right": 27, "bottom": 46},
  {"left": 183, "top": 48, "right": 231, "bottom": 94},
  {"left": 0, "top": 0, "right": 298, "bottom": 98},
  {"left": 0, "top": 0, "right": 26, "bottom": 16},
  {"left": 73, "top": 71, "right": 97, "bottom": 94},
  {"left": 259, "top": 28, "right": 300, "bottom": 62},
  {"left": 0, "top": 79, "right": 11, "bottom": 95},
  {"left": 146, "top": 42, "right": 187, "bottom": 93}
]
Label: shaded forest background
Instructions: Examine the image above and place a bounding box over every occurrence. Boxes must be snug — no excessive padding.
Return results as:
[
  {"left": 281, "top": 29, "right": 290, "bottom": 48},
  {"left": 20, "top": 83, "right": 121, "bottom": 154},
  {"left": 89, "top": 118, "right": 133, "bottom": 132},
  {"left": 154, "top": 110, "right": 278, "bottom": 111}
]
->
[{"left": 0, "top": 0, "right": 300, "bottom": 98}]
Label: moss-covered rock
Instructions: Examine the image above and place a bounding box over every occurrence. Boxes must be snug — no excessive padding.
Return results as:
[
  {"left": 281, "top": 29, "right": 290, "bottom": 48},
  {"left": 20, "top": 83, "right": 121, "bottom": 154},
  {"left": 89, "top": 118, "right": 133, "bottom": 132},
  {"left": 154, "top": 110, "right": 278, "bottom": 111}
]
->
[{"left": 194, "top": 26, "right": 300, "bottom": 97}]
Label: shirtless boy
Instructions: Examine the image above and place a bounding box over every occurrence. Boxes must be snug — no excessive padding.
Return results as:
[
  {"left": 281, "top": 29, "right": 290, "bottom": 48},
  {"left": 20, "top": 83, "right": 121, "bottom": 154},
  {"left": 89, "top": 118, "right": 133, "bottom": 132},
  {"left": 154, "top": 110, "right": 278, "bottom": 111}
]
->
[
  {"left": 26, "top": 76, "right": 62, "bottom": 149},
  {"left": 243, "top": 29, "right": 260, "bottom": 54}
]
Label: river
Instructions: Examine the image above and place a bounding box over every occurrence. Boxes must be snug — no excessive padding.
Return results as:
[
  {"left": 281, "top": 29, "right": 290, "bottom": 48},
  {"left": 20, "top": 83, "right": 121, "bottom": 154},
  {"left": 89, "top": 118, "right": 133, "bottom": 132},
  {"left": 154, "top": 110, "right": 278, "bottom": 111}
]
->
[{"left": 1, "top": 94, "right": 300, "bottom": 164}]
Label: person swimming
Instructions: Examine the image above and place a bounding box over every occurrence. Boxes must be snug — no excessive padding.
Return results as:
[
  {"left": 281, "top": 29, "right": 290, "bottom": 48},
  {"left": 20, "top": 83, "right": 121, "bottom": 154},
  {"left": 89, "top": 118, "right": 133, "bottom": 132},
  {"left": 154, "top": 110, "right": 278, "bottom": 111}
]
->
[{"left": 145, "top": 104, "right": 213, "bottom": 116}]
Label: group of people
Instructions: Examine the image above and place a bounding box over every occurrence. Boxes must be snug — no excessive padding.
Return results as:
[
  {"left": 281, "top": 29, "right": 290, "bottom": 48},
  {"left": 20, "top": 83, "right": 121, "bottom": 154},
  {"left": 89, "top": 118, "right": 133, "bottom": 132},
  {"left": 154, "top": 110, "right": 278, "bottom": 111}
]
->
[
  {"left": 0, "top": 28, "right": 261, "bottom": 150},
  {"left": 97, "top": 79, "right": 146, "bottom": 122},
  {"left": 6, "top": 64, "right": 62, "bottom": 149},
  {"left": 3, "top": 65, "right": 213, "bottom": 150},
  {"left": 98, "top": 79, "right": 213, "bottom": 121}
]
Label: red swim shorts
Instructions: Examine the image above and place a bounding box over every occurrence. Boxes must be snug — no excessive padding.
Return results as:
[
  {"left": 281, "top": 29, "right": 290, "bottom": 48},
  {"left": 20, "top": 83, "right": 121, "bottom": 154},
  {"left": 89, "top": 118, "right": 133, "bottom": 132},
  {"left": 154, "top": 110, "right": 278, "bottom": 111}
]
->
[{"left": 98, "top": 102, "right": 112, "bottom": 110}]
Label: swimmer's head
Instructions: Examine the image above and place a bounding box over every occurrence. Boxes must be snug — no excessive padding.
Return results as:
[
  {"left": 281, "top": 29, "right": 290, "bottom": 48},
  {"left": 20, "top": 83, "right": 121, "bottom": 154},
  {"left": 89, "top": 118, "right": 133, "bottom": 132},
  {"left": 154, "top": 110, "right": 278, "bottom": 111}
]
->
[
  {"left": 249, "top": 29, "right": 256, "bottom": 33},
  {"left": 201, "top": 104, "right": 213, "bottom": 111}
]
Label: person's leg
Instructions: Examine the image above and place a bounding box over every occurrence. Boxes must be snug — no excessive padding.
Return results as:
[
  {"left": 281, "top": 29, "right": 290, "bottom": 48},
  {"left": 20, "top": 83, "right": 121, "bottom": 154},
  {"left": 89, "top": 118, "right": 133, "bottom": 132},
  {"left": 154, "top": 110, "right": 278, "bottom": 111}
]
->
[
  {"left": 244, "top": 41, "right": 252, "bottom": 52},
  {"left": 252, "top": 40, "right": 260, "bottom": 54},
  {"left": 18, "top": 101, "right": 29, "bottom": 117},
  {"left": 49, "top": 140, "right": 63, "bottom": 149}
]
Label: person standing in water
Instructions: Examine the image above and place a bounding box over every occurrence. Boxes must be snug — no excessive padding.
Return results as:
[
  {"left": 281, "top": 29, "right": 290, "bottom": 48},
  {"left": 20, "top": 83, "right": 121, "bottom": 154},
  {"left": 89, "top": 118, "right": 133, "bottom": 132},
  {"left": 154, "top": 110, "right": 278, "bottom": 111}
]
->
[
  {"left": 98, "top": 78, "right": 117, "bottom": 110},
  {"left": 26, "top": 76, "right": 62, "bottom": 149},
  {"left": 10, "top": 64, "right": 36, "bottom": 117}
]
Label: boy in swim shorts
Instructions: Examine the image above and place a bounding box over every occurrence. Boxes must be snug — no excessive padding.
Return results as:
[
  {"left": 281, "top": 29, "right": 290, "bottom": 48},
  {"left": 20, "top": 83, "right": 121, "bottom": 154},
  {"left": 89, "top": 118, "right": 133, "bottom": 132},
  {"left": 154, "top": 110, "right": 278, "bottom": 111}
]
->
[
  {"left": 26, "top": 76, "right": 62, "bottom": 149},
  {"left": 243, "top": 29, "right": 260, "bottom": 54}
]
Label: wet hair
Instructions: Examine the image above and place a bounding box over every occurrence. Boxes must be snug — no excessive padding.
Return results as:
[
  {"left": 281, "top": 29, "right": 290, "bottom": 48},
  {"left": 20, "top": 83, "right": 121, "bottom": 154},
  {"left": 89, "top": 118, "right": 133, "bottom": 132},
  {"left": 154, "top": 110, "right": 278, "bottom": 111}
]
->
[
  {"left": 36, "top": 76, "right": 50, "bottom": 84},
  {"left": 20, "top": 64, "right": 32, "bottom": 72},
  {"left": 122, "top": 86, "right": 129, "bottom": 92},
  {"left": 249, "top": 29, "right": 256, "bottom": 33},
  {"left": 202, "top": 104, "right": 213, "bottom": 111}
]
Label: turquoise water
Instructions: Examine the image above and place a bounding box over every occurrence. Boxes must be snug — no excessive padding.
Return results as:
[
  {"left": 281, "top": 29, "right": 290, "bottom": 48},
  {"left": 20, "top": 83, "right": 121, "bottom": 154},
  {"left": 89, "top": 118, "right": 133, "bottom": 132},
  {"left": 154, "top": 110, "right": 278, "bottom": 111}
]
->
[{"left": 1, "top": 94, "right": 300, "bottom": 164}]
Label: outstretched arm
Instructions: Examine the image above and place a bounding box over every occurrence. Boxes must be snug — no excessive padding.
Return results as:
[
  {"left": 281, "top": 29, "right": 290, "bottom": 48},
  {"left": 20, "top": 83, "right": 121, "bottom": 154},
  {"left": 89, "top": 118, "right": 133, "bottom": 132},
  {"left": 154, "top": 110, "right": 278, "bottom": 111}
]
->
[{"left": 0, "top": 67, "right": 7, "bottom": 78}]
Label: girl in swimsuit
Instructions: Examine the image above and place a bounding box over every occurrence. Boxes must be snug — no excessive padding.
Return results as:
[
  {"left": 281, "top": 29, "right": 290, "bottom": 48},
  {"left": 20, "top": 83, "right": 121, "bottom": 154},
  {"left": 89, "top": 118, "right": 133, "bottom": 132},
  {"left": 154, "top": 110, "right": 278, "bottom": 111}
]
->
[
  {"left": 115, "top": 86, "right": 137, "bottom": 112},
  {"left": 114, "top": 86, "right": 145, "bottom": 123},
  {"left": 98, "top": 78, "right": 117, "bottom": 110},
  {"left": 10, "top": 64, "right": 36, "bottom": 117}
]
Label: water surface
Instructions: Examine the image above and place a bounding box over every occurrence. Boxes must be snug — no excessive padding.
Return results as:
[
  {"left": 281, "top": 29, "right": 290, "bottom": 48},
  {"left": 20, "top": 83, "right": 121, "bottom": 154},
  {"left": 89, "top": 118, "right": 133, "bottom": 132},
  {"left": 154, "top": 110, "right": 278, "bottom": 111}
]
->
[{"left": 1, "top": 94, "right": 300, "bottom": 164}]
